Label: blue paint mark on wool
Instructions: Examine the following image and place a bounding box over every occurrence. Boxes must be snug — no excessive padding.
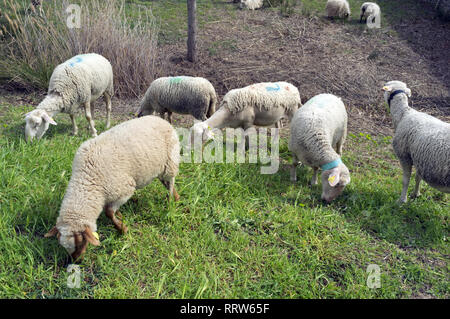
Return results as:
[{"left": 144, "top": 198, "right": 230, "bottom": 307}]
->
[
  {"left": 68, "top": 56, "right": 84, "bottom": 67},
  {"left": 266, "top": 83, "right": 280, "bottom": 92},
  {"left": 170, "top": 76, "right": 186, "bottom": 84}
]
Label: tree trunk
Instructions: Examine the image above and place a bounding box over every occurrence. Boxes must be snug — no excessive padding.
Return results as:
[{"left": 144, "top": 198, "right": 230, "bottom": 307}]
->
[{"left": 187, "top": 0, "right": 197, "bottom": 62}]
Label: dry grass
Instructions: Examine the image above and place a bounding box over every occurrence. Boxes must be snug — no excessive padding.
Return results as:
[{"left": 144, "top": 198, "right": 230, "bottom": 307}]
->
[
  {"left": 0, "top": 0, "right": 162, "bottom": 98},
  {"left": 159, "top": 5, "right": 449, "bottom": 129}
]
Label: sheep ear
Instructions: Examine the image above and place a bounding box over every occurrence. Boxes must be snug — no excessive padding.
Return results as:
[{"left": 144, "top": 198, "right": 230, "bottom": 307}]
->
[
  {"left": 405, "top": 88, "right": 412, "bottom": 97},
  {"left": 381, "top": 85, "right": 392, "bottom": 92},
  {"left": 83, "top": 226, "right": 100, "bottom": 246},
  {"left": 24, "top": 111, "right": 34, "bottom": 118},
  {"left": 327, "top": 168, "right": 340, "bottom": 187},
  {"left": 44, "top": 226, "right": 59, "bottom": 238},
  {"left": 42, "top": 113, "right": 57, "bottom": 125}
]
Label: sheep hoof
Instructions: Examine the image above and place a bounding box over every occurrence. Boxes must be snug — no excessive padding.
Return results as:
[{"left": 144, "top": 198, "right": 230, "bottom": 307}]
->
[{"left": 410, "top": 193, "right": 421, "bottom": 200}]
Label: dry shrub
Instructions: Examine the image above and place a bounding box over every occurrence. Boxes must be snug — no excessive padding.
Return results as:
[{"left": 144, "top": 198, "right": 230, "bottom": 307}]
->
[{"left": 0, "top": 0, "right": 161, "bottom": 98}]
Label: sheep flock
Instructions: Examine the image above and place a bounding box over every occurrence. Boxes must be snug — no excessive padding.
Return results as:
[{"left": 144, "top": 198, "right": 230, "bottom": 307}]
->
[{"left": 19, "top": 1, "right": 447, "bottom": 261}]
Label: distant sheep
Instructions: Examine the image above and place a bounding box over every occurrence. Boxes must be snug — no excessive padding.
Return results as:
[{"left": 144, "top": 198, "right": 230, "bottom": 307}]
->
[
  {"left": 326, "top": 0, "right": 351, "bottom": 20},
  {"left": 382, "top": 80, "right": 450, "bottom": 203},
  {"left": 240, "top": 0, "right": 264, "bottom": 10},
  {"left": 45, "top": 116, "right": 180, "bottom": 260},
  {"left": 360, "top": 2, "right": 380, "bottom": 23},
  {"left": 289, "top": 93, "right": 350, "bottom": 203},
  {"left": 24, "top": 53, "right": 113, "bottom": 141},
  {"left": 137, "top": 76, "right": 217, "bottom": 123},
  {"left": 190, "top": 82, "right": 301, "bottom": 143}
]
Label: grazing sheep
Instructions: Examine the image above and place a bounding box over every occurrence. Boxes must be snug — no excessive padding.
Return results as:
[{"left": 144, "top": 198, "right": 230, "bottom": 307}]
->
[
  {"left": 190, "top": 82, "right": 301, "bottom": 143},
  {"left": 44, "top": 116, "right": 180, "bottom": 260},
  {"left": 359, "top": 2, "right": 380, "bottom": 23},
  {"left": 24, "top": 53, "right": 113, "bottom": 141},
  {"left": 326, "top": 0, "right": 351, "bottom": 20},
  {"left": 381, "top": 80, "right": 450, "bottom": 203},
  {"left": 289, "top": 93, "right": 350, "bottom": 203},
  {"left": 239, "top": 0, "right": 264, "bottom": 10},
  {"left": 136, "top": 76, "right": 217, "bottom": 123}
]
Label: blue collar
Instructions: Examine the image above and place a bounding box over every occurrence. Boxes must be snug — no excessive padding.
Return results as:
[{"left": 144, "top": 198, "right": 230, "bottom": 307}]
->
[
  {"left": 388, "top": 90, "right": 406, "bottom": 106},
  {"left": 321, "top": 158, "right": 342, "bottom": 171}
]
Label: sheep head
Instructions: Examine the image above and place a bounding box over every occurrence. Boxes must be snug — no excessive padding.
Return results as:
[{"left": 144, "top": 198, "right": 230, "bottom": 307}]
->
[
  {"left": 45, "top": 225, "right": 100, "bottom": 261},
  {"left": 24, "top": 109, "right": 57, "bottom": 142},
  {"left": 190, "top": 122, "right": 214, "bottom": 146},
  {"left": 320, "top": 162, "right": 351, "bottom": 203},
  {"left": 381, "top": 81, "right": 411, "bottom": 105}
]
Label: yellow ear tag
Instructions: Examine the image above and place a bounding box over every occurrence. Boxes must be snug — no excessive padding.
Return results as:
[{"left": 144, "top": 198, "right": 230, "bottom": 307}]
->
[
  {"left": 328, "top": 175, "right": 336, "bottom": 184},
  {"left": 382, "top": 86, "right": 391, "bottom": 91},
  {"left": 92, "top": 232, "right": 99, "bottom": 240}
]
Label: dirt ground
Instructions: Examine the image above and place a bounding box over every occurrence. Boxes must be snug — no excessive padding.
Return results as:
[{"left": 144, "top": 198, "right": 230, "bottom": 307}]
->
[{"left": 1, "top": 1, "right": 449, "bottom": 137}]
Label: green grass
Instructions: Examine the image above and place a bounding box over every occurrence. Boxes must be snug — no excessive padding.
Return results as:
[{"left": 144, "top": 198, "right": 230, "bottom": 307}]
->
[{"left": 0, "top": 103, "right": 448, "bottom": 298}]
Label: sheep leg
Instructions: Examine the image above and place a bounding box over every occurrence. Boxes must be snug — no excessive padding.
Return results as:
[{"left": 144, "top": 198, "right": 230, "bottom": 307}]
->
[
  {"left": 290, "top": 153, "right": 298, "bottom": 182},
  {"left": 105, "top": 206, "right": 128, "bottom": 234},
  {"left": 411, "top": 173, "right": 422, "bottom": 199},
  {"left": 167, "top": 111, "right": 173, "bottom": 124},
  {"left": 104, "top": 93, "right": 112, "bottom": 129},
  {"left": 84, "top": 102, "right": 97, "bottom": 137},
  {"left": 311, "top": 167, "right": 319, "bottom": 186},
  {"left": 70, "top": 114, "right": 78, "bottom": 136},
  {"left": 399, "top": 163, "right": 412, "bottom": 203},
  {"left": 160, "top": 177, "right": 180, "bottom": 202}
]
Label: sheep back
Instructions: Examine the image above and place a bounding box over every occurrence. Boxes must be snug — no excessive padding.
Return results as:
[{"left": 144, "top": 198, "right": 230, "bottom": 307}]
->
[
  {"left": 222, "top": 82, "right": 301, "bottom": 115},
  {"left": 289, "top": 94, "right": 347, "bottom": 167},
  {"left": 240, "top": 0, "right": 263, "bottom": 10},
  {"left": 326, "top": 0, "right": 351, "bottom": 18},
  {"left": 48, "top": 53, "right": 113, "bottom": 114},
  {"left": 140, "top": 76, "right": 217, "bottom": 121}
]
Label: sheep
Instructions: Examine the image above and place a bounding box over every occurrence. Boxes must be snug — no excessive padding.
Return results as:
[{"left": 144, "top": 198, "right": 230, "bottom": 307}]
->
[
  {"left": 239, "top": 0, "right": 264, "bottom": 10},
  {"left": 190, "top": 81, "right": 301, "bottom": 143},
  {"left": 359, "top": 2, "right": 380, "bottom": 23},
  {"left": 24, "top": 53, "right": 113, "bottom": 141},
  {"left": 136, "top": 76, "right": 217, "bottom": 123},
  {"left": 326, "top": 0, "right": 351, "bottom": 20},
  {"left": 289, "top": 93, "right": 350, "bottom": 203},
  {"left": 381, "top": 80, "right": 450, "bottom": 203},
  {"left": 44, "top": 115, "right": 180, "bottom": 261}
]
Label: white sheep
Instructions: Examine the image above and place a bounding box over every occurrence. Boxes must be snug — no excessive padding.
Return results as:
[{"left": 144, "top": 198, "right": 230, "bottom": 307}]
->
[
  {"left": 44, "top": 115, "right": 180, "bottom": 260},
  {"left": 359, "top": 2, "right": 380, "bottom": 23},
  {"left": 190, "top": 82, "right": 301, "bottom": 143},
  {"left": 136, "top": 76, "right": 217, "bottom": 123},
  {"left": 24, "top": 53, "right": 113, "bottom": 141},
  {"left": 289, "top": 93, "right": 350, "bottom": 203},
  {"left": 381, "top": 80, "right": 450, "bottom": 203},
  {"left": 239, "top": 0, "right": 264, "bottom": 10},
  {"left": 326, "top": 0, "right": 351, "bottom": 20}
]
